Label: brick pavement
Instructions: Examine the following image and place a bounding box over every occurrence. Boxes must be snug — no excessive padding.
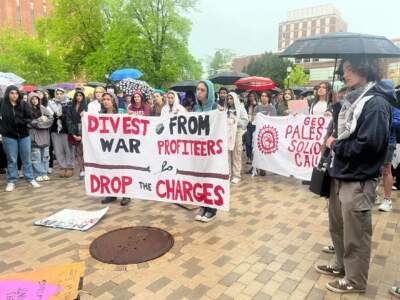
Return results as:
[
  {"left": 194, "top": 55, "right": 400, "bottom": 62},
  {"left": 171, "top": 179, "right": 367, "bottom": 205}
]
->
[{"left": 0, "top": 170, "right": 399, "bottom": 300}]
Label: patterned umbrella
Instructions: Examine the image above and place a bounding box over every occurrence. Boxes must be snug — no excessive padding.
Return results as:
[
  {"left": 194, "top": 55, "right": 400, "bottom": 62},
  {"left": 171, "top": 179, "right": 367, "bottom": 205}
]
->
[
  {"left": 117, "top": 78, "right": 154, "bottom": 100},
  {"left": 0, "top": 72, "right": 25, "bottom": 85}
]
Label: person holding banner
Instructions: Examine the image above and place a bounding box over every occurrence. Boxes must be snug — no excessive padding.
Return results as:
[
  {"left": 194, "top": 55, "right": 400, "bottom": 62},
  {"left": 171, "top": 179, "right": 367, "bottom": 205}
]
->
[
  {"left": 317, "top": 57, "right": 392, "bottom": 294},
  {"left": 88, "top": 86, "right": 105, "bottom": 114},
  {"left": 127, "top": 91, "right": 151, "bottom": 116},
  {"left": 99, "top": 92, "right": 132, "bottom": 206},
  {"left": 161, "top": 91, "right": 186, "bottom": 116},
  {"left": 193, "top": 80, "right": 218, "bottom": 222},
  {"left": 226, "top": 92, "right": 248, "bottom": 184},
  {"left": 151, "top": 91, "right": 165, "bottom": 116}
]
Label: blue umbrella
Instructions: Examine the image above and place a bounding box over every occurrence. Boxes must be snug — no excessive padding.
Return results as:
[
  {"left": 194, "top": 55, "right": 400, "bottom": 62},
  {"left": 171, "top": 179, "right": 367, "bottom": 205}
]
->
[{"left": 110, "top": 68, "right": 143, "bottom": 80}]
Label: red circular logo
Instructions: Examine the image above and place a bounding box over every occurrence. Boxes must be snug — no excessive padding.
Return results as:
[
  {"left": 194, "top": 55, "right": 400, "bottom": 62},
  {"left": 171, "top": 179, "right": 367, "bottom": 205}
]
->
[{"left": 257, "top": 125, "right": 279, "bottom": 155}]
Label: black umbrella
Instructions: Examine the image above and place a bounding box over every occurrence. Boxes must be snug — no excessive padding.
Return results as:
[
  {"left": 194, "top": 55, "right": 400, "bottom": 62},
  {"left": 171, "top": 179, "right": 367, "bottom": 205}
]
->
[
  {"left": 209, "top": 71, "right": 249, "bottom": 85},
  {"left": 170, "top": 80, "right": 199, "bottom": 93},
  {"left": 86, "top": 81, "right": 106, "bottom": 88},
  {"left": 269, "top": 87, "right": 282, "bottom": 95},
  {"left": 279, "top": 32, "right": 400, "bottom": 59}
]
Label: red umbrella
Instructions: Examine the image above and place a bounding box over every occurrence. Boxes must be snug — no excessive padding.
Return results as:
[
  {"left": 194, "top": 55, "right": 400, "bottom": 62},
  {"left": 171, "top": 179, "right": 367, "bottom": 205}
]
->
[
  {"left": 234, "top": 76, "right": 276, "bottom": 91},
  {"left": 20, "top": 85, "right": 37, "bottom": 92}
]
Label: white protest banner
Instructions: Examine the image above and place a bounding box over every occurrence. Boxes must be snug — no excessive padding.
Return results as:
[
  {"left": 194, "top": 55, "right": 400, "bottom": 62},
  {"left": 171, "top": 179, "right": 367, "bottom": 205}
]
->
[
  {"left": 82, "top": 111, "right": 230, "bottom": 211},
  {"left": 252, "top": 114, "right": 330, "bottom": 181},
  {"left": 34, "top": 207, "right": 109, "bottom": 231}
]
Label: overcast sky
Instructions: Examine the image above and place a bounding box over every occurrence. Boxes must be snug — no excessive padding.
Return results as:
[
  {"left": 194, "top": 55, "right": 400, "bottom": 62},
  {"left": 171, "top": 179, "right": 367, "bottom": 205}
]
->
[{"left": 188, "top": 0, "right": 399, "bottom": 62}]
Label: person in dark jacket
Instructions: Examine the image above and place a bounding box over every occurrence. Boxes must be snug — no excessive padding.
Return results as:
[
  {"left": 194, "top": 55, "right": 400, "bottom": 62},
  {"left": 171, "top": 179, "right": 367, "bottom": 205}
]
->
[
  {"left": 0, "top": 85, "right": 40, "bottom": 191},
  {"left": 99, "top": 92, "right": 131, "bottom": 206},
  {"left": 193, "top": 80, "right": 219, "bottom": 222},
  {"left": 66, "top": 91, "right": 87, "bottom": 180},
  {"left": 47, "top": 88, "right": 74, "bottom": 178},
  {"left": 315, "top": 57, "right": 392, "bottom": 294}
]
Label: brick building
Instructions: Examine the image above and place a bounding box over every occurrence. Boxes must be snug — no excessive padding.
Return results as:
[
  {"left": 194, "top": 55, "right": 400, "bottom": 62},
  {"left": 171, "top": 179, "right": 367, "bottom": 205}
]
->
[
  {"left": 278, "top": 4, "right": 347, "bottom": 52},
  {"left": 0, "top": 0, "right": 52, "bottom": 35},
  {"left": 232, "top": 4, "right": 348, "bottom": 87}
]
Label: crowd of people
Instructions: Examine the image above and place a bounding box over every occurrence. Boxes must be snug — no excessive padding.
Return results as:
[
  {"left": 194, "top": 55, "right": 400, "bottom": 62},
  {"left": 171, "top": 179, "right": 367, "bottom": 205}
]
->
[{"left": 1, "top": 55, "right": 400, "bottom": 296}]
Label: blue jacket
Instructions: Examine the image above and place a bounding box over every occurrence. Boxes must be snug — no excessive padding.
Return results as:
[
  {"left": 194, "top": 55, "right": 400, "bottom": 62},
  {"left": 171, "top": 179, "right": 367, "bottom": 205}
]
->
[{"left": 193, "top": 80, "right": 217, "bottom": 112}]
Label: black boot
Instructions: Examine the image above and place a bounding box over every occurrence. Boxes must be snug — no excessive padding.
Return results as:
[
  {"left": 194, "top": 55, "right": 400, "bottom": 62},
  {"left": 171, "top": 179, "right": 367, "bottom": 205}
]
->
[{"left": 101, "top": 197, "right": 117, "bottom": 204}]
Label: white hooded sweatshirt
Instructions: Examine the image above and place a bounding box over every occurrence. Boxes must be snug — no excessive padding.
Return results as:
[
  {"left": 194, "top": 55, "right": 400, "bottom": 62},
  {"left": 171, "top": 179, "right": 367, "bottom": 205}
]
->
[{"left": 161, "top": 91, "right": 187, "bottom": 116}]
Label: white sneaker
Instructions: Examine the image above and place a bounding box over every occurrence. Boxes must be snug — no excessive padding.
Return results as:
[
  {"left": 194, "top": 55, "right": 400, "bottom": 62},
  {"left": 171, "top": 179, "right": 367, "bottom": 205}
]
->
[
  {"left": 36, "top": 176, "right": 44, "bottom": 182},
  {"left": 195, "top": 207, "right": 206, "bottom": 221},
  {"left": 42, "top": 175, "right": 50, "bottom": 181},
  {"left": 30, "top": 180, "right": 41, "bottom": 188},
  {"left": 231, "top": 177, "right": 241, "bottom": 184},
  {"left": 375, "top": 195, "right": 383, "bottom": 205},
  {"left": 379, "top": 199, "right": 392, "bottom": 212},
  {"left": 5, "top": 183, "right": 15, "bottom": 192},
  {"left": 48, "top": 168, "right": 53, "bottom": 174},
  {"left": 392, "top": 185, "right": 398, "bottom": 191}
]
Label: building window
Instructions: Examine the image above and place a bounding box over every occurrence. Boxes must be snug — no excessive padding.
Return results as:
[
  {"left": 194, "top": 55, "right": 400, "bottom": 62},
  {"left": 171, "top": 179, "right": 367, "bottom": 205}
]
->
[
  {"left": 43, "top": 0, "right": 47, "bottom": 16},
  {"left": 295, "top": 58, "right": 301, "bottom": 64},
  {"left": 304, "top": 58, "right": 311, "bottom": 63},
  {"left": 313, "top": 58, "right": 319, "bottom": 62},
  {"left": 16, "top": 0, "right": 22, "bottom": 25},
  {"left": 30, "top": 0, "right": 35, "bottom": 33}
]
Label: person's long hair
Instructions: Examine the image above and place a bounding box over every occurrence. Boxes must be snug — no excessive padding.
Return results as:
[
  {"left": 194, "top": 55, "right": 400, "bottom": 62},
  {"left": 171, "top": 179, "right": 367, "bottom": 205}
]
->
[
  {"left": 282, "top": 88, "right": 295, "bottom": 101},
  {"left": 30, "top": 96, "right": 42, "bottom": 119},
  {"left": 72, "top": 91, "right": 87, "bottom": 113},
  {"left": 316, "top": 82, "right": 332, "bottom": 103},
  {"left": 245, "top": 91, "right": 258, "bottom": 112}
]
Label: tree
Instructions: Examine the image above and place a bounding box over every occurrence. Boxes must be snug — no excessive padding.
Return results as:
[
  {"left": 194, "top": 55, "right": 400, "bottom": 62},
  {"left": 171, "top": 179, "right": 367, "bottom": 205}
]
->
[
  {"left": 36, "top": 0, "right": 108, "bottom": 78},
  {"left": 123, "top": 0, "right": 202, "bottom": 87},
  {"left": 244, "top": 52, "right": 292, "bottom": 88},
  {"left": 285, "top": 65, "right": 309, "bottom": 88},
  {"left": 207, "top": 49, "right": 236, "bottom": 76},
  {"left": 0, "top": 28, "right": 68, "bottom": 84}
]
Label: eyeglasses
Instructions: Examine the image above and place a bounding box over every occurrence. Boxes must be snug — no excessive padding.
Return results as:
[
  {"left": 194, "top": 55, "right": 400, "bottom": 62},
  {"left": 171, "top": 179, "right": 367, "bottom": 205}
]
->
[
  {"left": 56, "top": 92, "right": 64, "bottom": 95},
  {"left": 197, "top": 88, "right": 207, "bottom": 92}
]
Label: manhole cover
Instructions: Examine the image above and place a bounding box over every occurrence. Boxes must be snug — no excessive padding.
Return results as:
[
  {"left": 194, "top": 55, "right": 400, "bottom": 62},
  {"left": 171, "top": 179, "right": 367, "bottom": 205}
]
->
[{"left": 89, "top": 227, "right": 174, "bottom": 265}]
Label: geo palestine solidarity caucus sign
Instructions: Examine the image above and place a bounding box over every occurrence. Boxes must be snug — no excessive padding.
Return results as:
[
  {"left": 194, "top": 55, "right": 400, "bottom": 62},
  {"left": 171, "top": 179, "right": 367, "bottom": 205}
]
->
[
  {"left": 82, "top": 111, "right": 230, "bottom": 211},
  {"left": 253, "top": 114, "right": 330, "bottom": 181}
]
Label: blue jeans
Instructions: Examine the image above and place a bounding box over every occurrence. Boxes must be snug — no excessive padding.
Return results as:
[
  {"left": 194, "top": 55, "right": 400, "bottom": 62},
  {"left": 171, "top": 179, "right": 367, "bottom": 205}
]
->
[
  {"left": 2, "top": 136, "right": 34, "bottom": 183},
  {"left": 32, "top": 146, "right": 49, "bottom": 177},
  {"left": 245, "top": 123, "right": 256, "bottom": 159}
]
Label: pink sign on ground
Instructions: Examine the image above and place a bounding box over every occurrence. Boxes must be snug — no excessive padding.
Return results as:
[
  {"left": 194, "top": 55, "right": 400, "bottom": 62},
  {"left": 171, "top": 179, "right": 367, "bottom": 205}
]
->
[{"left": 0, "top": 279, "right": 62, "bottom": 300}]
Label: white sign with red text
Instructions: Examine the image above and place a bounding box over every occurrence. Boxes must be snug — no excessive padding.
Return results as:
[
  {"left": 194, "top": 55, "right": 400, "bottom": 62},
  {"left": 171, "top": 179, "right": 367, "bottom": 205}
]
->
[
  {"left": 82, "top": 111, "right": 230, "bottom": 211},
  {"left": 252, "top": 114, "right": 330, "bottom": 181}
]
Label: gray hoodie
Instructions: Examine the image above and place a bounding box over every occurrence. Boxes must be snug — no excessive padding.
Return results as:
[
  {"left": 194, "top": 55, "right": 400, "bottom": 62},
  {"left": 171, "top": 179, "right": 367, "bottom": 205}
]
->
[{"left": 28, "top": 94, "right": 54, "bottom": 148}]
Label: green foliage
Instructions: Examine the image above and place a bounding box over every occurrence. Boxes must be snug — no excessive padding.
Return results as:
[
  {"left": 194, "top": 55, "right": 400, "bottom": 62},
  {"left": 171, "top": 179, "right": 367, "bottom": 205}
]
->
[
  {"left": 0, "top": 28, "right": 68, "bottom": 84},
  {"left": 207, "top": 49, "right": 236, "bottom": 76},
  {"left": 0, "top": 0, "right": 201, "bottom": 87},
  {"left": 244, "top": 52, "right": 292, "bottom": 88},
  {"left": 285, "top": 64, "right": 309, "bottom": 88},
  {"left": 123, "top": 0, "right": 202, "bottom": 87}
]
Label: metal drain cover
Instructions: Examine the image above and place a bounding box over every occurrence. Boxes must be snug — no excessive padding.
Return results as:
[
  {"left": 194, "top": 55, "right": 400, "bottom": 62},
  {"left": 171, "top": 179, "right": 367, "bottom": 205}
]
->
[{"left": 89, "top": 227, "right": 174, "bottom": 265}]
